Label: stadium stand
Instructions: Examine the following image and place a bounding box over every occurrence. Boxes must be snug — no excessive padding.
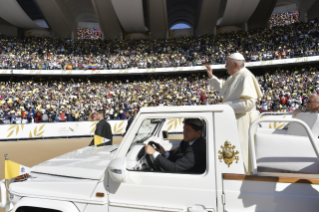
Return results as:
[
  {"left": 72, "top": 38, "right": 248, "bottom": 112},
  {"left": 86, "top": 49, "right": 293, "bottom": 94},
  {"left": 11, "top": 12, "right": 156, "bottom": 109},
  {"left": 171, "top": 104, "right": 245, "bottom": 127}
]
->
[
  {"left": 77, "top": 28, "right": 102, "bottom": 40},
  {"left": 0, "top": 0, "right": 318, "bottom": 126},
  {"left": 269, "top": 11, "right": 299, "bottom": 28},
  {"left": 1, "top": 21, "right": 319, "bottom": 71},
  {"left": 0, "top": 64, "right": 318, "bottom": 123}
]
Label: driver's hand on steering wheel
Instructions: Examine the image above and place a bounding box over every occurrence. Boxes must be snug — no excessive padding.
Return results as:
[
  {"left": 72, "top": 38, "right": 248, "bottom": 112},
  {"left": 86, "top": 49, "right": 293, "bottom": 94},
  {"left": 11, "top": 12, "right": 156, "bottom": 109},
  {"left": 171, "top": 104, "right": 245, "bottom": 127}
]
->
[
  {"left": 155, "top": 142, "right": 166, "bottom": 155},
  {"left": 145, "top": 145, "right": 156, "bottom": 155}
]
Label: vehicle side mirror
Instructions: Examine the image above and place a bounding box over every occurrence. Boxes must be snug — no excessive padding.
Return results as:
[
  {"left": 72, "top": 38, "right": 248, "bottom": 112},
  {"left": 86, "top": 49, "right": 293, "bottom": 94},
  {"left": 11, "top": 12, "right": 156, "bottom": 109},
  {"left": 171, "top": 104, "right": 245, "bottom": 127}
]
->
[
  {"left": 109, "top": 157, "right": 126, "bottom": 183},
  {"left": 162, "top": 131, "right": 168, "bottom": 139}
]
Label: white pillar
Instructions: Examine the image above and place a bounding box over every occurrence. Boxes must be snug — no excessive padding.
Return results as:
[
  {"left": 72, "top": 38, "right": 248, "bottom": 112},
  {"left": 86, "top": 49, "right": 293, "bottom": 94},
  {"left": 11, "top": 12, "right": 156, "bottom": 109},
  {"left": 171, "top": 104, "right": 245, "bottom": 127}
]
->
[
  {"left": 213, "top": 27, "right": 217, "bottom": 36},
  {"left": 71, "top": 31, "right": 75, "bottom": 41},
  {"left": 298, "top": 0, "right": 316, "bottom": 23},
  {"left": 50, "top": 29, "right": 55, "bottom": 38},
  {"left": 304, "top": 12, "right": 308, "bottom": 23}
]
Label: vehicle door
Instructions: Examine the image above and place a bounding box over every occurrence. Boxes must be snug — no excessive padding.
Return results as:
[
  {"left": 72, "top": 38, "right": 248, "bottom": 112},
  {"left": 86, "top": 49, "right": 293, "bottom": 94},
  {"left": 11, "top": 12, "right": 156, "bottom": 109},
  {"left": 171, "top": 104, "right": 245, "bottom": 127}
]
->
[{"left": 108, "top": 112, "right": 216, "bottom": 212}]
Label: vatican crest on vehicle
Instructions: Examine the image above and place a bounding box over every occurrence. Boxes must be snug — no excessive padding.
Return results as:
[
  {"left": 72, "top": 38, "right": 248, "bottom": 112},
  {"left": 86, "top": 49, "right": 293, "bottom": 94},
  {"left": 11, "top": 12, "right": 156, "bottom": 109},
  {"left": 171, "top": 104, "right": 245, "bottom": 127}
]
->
[{"left": 218, "top": 140, "right": 239, "bottom": 167}]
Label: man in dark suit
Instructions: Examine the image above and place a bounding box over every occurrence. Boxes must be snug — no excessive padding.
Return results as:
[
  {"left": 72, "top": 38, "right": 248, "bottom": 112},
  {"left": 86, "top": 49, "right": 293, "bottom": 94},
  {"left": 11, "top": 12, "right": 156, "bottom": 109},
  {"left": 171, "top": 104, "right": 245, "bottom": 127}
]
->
[
  {"left": 145, "top": 118, "right": 206, "bottom": 173},
  {"left": 89, "top": 110, "right": 113, "bottom": 146},
  {"left": 122, "top": 110, "right": 134, "bottom": 137}
]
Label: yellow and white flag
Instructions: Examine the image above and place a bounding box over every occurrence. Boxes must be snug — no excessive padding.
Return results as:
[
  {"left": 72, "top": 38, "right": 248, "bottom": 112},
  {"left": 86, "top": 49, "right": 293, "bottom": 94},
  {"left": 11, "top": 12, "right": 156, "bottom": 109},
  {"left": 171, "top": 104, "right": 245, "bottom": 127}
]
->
[
  {"left": 5, "top": 160, "right": 32, "bottom": 179},
  {"left": 94, "top": 135, "right": 111, "bottom": 146}
]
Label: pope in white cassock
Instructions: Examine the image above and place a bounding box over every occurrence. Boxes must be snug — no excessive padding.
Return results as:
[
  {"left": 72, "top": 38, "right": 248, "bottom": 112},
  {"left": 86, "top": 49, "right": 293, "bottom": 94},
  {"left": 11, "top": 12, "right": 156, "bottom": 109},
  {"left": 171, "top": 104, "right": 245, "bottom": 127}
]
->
[{"left": 206, "top": 53, "right": 262, "bottom": 173}]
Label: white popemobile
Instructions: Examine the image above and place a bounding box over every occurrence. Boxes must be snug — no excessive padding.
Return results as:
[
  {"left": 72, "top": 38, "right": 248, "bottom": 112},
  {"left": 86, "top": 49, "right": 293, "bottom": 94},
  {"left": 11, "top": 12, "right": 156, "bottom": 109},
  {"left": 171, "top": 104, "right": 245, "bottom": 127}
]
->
[{"left": 1, "top": 105, "right": 319, "bottom": 212}]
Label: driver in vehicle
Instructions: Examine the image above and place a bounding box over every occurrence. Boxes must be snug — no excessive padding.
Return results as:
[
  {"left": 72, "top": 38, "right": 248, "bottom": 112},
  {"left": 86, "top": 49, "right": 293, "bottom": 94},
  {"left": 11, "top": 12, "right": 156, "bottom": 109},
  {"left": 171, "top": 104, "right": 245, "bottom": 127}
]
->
[{"left": 145, "top": 118, "right": 206, "bottom": 173}]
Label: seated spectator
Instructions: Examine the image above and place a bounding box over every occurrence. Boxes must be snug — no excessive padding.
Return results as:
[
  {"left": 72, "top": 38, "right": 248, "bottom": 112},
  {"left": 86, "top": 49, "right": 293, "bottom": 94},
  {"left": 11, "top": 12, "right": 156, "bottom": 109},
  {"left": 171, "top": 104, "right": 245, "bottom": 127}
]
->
[
  {"left": 60, "top": 109, "right": 66, "bottom": 122},
  {"left": 35, "top": 111, "right": 42, "bottom": 123},
  {"left": 15, "top": 114, "right": 21, "bottom": 124},
  {"left": 66, "top": 111, "right": 74, "bottom": 122},
  {"left": 11, "top": 112, "right": 16, "bottom": 124},
  {"left": 55, "top": 113, "right": 61, "bottom": 123},
  {"left": 294, "top": 94, "right": 319, "bottom": 116},
  {"left": 4, "top": 117, "right": 10, "bottom": 124},
  {"left": 42, "top": 112, "right": 49, "bottom": 122},
  {"left": 22, "top": 116, "right": 27, "bottom": 124}
]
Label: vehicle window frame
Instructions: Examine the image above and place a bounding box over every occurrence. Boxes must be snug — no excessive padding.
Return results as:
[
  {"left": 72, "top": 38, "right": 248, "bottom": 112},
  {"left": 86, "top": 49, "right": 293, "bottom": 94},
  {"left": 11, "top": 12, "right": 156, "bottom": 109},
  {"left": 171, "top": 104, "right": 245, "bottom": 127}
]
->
[{"left": 126, "top": 115, "right": 209, "bottom": 176}]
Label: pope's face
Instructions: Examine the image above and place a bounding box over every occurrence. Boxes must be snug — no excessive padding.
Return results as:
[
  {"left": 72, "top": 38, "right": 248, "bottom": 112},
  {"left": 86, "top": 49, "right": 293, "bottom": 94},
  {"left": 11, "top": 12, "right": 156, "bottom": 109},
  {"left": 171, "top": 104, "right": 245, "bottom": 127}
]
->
[{"left": 225, "top": 58, "right": 236, "bottom": 75}]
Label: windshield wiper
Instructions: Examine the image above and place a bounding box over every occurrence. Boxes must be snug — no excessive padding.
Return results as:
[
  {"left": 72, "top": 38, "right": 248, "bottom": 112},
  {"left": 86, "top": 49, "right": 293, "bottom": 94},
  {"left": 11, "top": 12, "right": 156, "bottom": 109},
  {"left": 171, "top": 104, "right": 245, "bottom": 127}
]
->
[{"left": 110, "top": 148, "right": 118, "bottom": 152}]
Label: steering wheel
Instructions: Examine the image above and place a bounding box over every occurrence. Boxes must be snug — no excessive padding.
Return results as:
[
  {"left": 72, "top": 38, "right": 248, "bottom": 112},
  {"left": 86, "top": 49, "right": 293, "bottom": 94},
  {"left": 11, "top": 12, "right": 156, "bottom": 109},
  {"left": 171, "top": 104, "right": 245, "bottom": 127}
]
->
[{"left": 137, "top": 141, "right": 164, "bottom": 171}]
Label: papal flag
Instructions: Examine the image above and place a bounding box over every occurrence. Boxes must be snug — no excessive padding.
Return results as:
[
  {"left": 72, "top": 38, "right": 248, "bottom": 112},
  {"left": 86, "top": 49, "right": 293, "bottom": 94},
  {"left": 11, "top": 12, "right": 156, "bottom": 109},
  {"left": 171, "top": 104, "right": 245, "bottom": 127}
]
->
[
  {"left": 5, "top": 160, "right": 32, "bottom": 179},
  {"left": 94, "top": 135, "right": 111, "bottom": 146}
]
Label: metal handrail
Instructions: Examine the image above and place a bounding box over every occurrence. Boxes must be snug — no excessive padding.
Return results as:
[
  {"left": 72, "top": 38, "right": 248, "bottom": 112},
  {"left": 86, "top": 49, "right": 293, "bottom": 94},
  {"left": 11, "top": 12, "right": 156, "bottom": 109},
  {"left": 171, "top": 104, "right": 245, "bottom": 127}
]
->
[
  {"left": 249, "top": 118, "right": 319, "bottom": 175},
  {"left": 0, "top": 179, "right": 6, "bottom": 208}
]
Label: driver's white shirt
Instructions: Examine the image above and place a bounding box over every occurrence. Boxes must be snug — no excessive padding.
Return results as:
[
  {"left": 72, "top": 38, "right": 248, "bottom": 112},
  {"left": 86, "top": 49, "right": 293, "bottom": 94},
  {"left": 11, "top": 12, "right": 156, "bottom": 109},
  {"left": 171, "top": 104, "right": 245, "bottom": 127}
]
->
[{"left": 153, "top": 139, "right": 197, "bottom": 159}]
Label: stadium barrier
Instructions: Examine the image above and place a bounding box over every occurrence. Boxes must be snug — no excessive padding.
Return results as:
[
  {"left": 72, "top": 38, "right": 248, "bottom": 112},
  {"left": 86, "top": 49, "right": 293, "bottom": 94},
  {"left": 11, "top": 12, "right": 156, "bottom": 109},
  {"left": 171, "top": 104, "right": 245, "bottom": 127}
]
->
[
  {"left": 0, "top": 118, "right": 184, "bottom": 140},
  {"left": 0, "top": 56, "right": 316, "bottom": 76}
]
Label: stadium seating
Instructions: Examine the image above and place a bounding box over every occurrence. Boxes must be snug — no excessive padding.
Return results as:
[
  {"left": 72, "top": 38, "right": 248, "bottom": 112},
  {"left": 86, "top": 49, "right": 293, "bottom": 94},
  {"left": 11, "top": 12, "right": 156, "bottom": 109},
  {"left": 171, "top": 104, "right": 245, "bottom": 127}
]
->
[
  {"left": 1, "top": 21, "right": 319, "bottom": 71},
  {"left": 0, "top": 64, "right": 318, "bottom": 123}
]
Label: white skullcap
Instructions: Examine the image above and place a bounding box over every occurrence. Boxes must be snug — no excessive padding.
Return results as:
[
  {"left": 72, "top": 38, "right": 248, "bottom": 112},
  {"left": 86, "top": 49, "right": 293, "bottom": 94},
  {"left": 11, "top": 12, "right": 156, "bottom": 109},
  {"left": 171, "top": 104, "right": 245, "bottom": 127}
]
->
[{"left": 228, "top": 52, "right": 245, "bottom": 61}]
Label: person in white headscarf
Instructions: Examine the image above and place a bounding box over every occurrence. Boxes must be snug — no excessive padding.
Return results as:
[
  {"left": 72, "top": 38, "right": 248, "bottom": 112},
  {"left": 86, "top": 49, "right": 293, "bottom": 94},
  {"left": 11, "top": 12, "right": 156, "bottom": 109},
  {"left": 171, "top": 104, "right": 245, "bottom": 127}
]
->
[{"left": 205, "top": 52, "right": 263, "bottom": 174}]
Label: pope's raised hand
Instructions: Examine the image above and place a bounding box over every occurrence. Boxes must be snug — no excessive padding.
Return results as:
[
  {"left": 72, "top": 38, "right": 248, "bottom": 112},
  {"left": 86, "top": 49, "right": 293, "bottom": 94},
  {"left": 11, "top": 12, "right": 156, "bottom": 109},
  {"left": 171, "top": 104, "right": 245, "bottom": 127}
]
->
[{"left": 205, "top": 64, "right": 213, "bottom": 79}]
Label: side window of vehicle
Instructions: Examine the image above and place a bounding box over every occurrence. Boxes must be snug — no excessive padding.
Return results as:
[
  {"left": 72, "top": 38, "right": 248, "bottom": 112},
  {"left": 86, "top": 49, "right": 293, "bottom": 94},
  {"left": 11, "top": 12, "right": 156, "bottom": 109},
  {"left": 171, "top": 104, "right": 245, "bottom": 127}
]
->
[{"left": 126, "top": 117, "right": 207, "bottom": 175}]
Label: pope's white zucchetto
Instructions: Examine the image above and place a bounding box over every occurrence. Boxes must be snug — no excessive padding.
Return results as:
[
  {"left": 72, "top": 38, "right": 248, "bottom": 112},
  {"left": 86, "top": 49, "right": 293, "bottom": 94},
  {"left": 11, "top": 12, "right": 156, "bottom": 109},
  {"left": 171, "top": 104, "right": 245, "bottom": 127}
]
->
[{"left": 228, "top": 52, "right": 245, "bottom": 61}]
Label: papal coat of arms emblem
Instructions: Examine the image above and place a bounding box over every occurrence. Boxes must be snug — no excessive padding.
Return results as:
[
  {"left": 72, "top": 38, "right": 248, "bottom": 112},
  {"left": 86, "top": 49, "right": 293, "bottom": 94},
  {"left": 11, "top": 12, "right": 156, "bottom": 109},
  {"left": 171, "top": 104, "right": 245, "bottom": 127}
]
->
[{"left": 218, "top": 140, "right": 239, "bottom": 167}]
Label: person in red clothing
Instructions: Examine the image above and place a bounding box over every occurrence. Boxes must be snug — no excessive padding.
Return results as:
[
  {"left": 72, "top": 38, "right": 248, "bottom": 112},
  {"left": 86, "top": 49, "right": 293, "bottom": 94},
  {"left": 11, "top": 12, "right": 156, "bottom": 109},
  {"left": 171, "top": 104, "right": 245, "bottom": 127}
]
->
[
  {"left": 60, "top": 109, "right": 66, "bottom": 122},
  {"left": 21, "top": 108, "right": 27, "bottom": 119},
  {"left": 35, "top": 111, "right": 42, "bottom": 123},
  {"left": 200, "top": 91, "right": 207, "bottom": 104},
  {"left": 280, "top": 95, "right": 287, "bottom": 105}
]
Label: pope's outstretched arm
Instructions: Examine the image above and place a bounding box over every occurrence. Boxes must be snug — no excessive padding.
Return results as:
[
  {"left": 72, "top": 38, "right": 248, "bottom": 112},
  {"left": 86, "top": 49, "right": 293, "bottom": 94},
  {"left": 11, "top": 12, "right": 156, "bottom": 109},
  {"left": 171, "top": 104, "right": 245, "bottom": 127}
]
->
[{"left": 205, "top": 64, "right": 226, "bottom": 91}]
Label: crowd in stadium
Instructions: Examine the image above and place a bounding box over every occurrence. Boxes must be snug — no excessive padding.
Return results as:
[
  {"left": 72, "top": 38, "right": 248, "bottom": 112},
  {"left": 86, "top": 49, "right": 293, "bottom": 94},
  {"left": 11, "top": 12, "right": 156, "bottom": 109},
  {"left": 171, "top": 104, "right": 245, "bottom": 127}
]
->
[
  {"left": 0, "top": 20, "right": 319, "bottom": 70},
  {"left": 0, "top": 64, "right": 318, "bottom": 124},
  {"left": 0, "top": 9, "right": 317, "bottom": 124},
  {"left": 269, "top": 11, "right": 299, "bottom": 28},
  {"left": 77, "top": 28, "right": 102, "bottom": 40}
]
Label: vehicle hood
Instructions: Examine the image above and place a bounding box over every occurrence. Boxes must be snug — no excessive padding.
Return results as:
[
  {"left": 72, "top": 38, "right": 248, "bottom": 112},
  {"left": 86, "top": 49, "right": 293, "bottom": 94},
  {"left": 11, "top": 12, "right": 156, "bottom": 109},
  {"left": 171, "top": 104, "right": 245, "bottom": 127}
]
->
[
  {"left": 32, "top": 145, "right": 119, "bottom": 180},
  {"left": 10, "top": 173, "right": 102, "bottom": 203}
]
